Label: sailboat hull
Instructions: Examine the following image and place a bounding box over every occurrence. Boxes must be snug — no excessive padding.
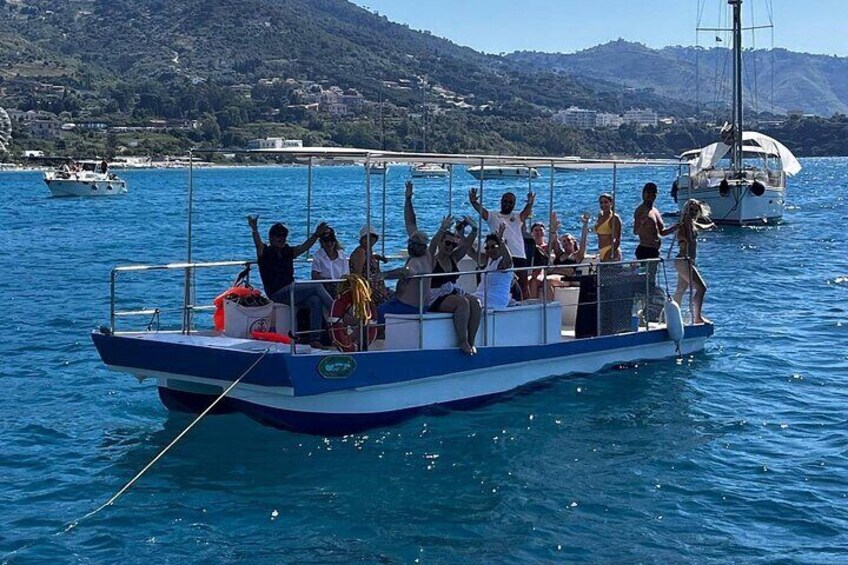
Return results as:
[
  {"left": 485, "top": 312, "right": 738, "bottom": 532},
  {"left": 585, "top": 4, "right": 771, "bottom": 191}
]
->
[{"left": 676, "top": 183, "right": 785, "bottom": 225}]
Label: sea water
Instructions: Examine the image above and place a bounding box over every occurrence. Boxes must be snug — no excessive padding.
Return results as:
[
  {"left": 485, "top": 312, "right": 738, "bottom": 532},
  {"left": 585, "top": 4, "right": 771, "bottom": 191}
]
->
[{"left": 1, "top": 159, "right": 847, "bottom": 563}]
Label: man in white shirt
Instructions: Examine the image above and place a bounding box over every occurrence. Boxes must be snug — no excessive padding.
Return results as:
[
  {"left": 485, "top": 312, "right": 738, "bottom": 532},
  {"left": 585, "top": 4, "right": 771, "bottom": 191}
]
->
[{"left": 468, "top": 188, "right": 535, "bottom": 299}]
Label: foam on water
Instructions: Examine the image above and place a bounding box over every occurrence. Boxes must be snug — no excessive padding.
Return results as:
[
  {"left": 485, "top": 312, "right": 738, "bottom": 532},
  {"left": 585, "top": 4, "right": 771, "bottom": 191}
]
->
[{"left": 1, "top": 159, "right": 847, "bottom": 563}]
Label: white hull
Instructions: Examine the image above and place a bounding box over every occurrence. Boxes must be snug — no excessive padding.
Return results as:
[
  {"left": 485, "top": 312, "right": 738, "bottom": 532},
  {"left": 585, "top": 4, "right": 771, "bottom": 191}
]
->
[
  {"left": 44, "top": 172, "right": 127, "bottom": 197},
  {"left": 108, "top": 332, "right": 708, "bottom": 417},
  {"left": 676, "top": 182, "right": 785, "bottom": 224},
  {"left": 468, "top": 166, "right": 539, "bottom": 180},
  {"left": 410, "top": 164, "right": 449, "bottom": 178}
]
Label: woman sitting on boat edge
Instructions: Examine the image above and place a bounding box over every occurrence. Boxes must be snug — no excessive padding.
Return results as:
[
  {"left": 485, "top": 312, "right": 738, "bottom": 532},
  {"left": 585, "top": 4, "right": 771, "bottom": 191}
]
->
[
  {"left": 349, "top": 225, "right": 405, "bottom": 309},
  {"left": 473, "top": 224, "right": 513, "bottom": 311},
  {"left": 404, "top": 180, "right": 481, "bottom": 355}
]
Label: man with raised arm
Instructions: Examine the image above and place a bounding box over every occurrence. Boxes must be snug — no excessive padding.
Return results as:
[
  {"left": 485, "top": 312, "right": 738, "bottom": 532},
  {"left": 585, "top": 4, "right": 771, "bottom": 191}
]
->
[
  {"left": 247, "top": 215, "right": 334, "bottom": 344},
  {"left": 468, "top": 188, "right": 534, "bottom": 299},
  {"left": 377, "top": 180, "right": 451, "bottom": 322}
]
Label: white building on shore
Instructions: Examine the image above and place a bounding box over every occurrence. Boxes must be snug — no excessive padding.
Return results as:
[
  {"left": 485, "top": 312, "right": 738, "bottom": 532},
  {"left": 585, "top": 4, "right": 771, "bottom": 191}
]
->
[
  {"left": 552, "top": 106, "right": 598, "bottom": 129},
  {"left": 246, "top": 138, "right": 304, "bottom": 150},
  {"left": 623, "top": 108, "right": 658, "bottom": 127}
]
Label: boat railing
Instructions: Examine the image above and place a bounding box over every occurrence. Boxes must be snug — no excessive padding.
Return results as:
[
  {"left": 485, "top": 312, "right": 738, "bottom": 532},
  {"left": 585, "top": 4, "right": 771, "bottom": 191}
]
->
[
  {"left": 280, "top": 257, "right": 672, "bottom": 353},
  {"left": 108, "top": 256, "right": 690, "bottom": 353}
]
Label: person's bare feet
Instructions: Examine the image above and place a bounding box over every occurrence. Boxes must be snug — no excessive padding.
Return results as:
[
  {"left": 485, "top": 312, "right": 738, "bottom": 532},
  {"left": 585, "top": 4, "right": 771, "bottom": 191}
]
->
[
  {"left": 695, "top": 316, "right": 711, "bottom": 325},
  {"left": 460, "top": 341, "right": 474, "bottom": 355}
]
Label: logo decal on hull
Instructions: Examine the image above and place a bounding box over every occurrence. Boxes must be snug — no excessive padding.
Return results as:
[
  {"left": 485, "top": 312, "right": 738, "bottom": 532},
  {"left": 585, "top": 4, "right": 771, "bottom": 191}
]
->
[{"left": 318, "top": 355, "right": 356, "bottom": 379}]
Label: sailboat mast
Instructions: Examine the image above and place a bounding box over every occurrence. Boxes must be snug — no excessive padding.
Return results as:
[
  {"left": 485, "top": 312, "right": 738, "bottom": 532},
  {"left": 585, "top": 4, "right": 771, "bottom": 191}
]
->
[{"left": 731, "top": 0, "right": 743, "bottom": 172}]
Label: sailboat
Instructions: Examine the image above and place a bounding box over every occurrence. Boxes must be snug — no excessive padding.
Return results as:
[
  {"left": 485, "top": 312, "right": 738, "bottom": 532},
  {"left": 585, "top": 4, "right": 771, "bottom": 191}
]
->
[
  {"left": 410, "top": 88, "right": 449, "bottom": 178},
  {"left": 673, "top": 0, "right": 801, "bottom": 225}
]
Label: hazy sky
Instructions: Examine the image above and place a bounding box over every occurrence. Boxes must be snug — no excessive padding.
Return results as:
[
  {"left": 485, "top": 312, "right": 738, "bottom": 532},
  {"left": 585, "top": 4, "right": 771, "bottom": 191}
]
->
[{"left": 352, "top": 1, "right": 848, "bottom": 57}]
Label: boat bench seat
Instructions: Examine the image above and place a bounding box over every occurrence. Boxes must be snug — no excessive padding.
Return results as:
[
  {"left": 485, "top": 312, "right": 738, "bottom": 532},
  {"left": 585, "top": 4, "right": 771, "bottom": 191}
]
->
[{"left": 384, "top": 301, "right": 562, "bottom": 350}]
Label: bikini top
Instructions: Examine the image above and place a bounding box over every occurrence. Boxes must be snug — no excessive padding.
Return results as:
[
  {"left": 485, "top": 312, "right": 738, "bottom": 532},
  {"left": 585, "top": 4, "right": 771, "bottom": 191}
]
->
[
  {"left": 430, "top": 257, "right": 459, "bottom": 288},
  {"left": 596, "top": 214, "right": 613, "bottom": 236}
]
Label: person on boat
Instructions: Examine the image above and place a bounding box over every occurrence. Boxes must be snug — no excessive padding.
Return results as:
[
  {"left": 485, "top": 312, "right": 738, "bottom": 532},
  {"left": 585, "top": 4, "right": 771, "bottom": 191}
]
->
[
  {"left": 469, "top": 188, "right": 534, "bottom": 299},
  {"left": 673, "top": 199, "right": 715, "bottom": 324},
  {"left": 311, "top": 226, "right": 348, "bottom": 296},
  {"left": 634, "top": 182, "right": 678, "bottom": 321},
  {"left": 100, "top": 159, "right": 108, "bottom": 174},
  {"left": 548, "top": 213, "right": 591, "bottom": 286},
  {"left": 349, "top": 225, "right": 404, "bottom": 308},
  {"left": 595, "top": 192, "right": 622, "bottom": 262},
  {"left": 248, "top": 215, "right": 334, "bottom": 344},
  {"left": 528, "top": 220, "right": 553, "bottom": 299},
  {"left": 633, "top": 182, "right": 678, "bottom": 260},
  {"left": 405, "top": 181, "right": 482, "bottom": 354},
  {"left": 552, "top": 213, "right": 590, "bottom": 266},
  {"left": 474, "top": 224, "right": 513, "bottom": 310}
]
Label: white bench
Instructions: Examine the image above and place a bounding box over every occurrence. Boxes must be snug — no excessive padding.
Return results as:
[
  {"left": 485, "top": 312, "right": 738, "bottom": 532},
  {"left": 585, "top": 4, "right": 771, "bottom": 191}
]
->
[
  {"left": 489, "top": 301, "right": 561, "bottom": 346},
  {"left": 384, "top": 311, "right": 493, "bottom": 350},
  {"left": 553, "top": 286, "right": 580, "bottom": 332}
]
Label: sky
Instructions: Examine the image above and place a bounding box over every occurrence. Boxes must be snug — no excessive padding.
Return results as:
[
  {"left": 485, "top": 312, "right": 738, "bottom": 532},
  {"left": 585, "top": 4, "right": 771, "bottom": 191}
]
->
[{"left": 352, "top": 1, "right": 848, "bottom": 57}]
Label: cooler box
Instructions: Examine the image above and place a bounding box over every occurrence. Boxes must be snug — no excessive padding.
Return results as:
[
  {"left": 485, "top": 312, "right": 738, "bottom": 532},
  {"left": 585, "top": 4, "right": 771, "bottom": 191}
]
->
[{"left": 223, "top": 299, "right": 273, "bottom": 338}]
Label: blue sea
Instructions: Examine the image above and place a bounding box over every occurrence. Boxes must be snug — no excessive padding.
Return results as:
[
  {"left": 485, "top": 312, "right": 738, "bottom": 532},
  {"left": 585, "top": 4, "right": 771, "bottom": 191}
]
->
[{"left": 2, "top": 159, "right": 847, "bottom": 563}]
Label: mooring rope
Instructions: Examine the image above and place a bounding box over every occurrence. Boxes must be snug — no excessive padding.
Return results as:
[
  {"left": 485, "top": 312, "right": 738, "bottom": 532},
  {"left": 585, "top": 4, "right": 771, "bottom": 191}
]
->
[
  {"left": 2, "top": 349, "right": 270, "bottom": 563},
  {"left": 64, "top": 348, "right": 269, "bottom": 533}
]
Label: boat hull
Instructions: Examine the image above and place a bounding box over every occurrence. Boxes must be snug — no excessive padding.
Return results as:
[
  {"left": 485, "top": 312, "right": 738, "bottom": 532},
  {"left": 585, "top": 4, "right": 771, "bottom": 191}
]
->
[
  {"left": 676, "top": 183, "right": 785, "bottom": 225},
  {"left": 92, "top": 324, "right": 713, "bottom": 435},
  {"left": 44, "top": 177, "right": 128, "bottom": 197}
]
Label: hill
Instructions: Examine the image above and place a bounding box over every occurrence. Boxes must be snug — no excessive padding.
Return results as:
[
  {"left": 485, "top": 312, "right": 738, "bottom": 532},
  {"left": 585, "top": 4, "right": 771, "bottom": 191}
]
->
[{"left": 506, "top": 40, "right": 848, "bottom": 117}]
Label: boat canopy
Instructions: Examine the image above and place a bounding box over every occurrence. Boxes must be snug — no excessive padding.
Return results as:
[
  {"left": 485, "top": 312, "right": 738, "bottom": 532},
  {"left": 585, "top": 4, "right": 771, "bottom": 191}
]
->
[
  {"left": 685, "top": 131, "right": 802, "bottom": 177},
  {"left": 247, "top": 146, "right": 679, "bottom": 169}
]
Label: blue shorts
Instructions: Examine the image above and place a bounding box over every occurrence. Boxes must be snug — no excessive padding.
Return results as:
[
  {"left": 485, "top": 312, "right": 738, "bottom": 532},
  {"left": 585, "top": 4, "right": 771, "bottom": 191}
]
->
[{"left": 377, "top": 298, "right": 425, "bottom": 324}]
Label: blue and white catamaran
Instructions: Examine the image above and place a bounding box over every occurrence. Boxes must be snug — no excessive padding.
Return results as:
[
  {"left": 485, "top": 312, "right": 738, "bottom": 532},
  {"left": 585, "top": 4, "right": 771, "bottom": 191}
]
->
[{"left": 91, "top": 148, "right": 713, "bottom": 435}]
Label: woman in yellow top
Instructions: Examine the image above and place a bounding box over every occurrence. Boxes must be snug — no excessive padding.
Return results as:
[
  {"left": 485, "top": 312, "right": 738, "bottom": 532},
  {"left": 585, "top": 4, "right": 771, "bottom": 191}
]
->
[{"left": 595, "top": 193, "right": 622, "bottom": 262}]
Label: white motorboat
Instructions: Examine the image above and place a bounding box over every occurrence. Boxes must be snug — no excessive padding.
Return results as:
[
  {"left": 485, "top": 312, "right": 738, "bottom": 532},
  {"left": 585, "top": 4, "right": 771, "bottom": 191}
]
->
[
  {"left": 672, "top": 0, "right": 801, "bottom": 224},
  {"left": 366, "top": 162, "right": 387, "bottom": 175},
  {"left": 410, "top": 163, "right": 449, "bottom": 178},
  {"left": 43, "top": 160, "right": 127, "bottom": 197},
  {"left": 467, "top": 165, "right": 539, "bottom": 180},
  {"left": 91, "top": 148, "right": 712, "bottom": 436}
]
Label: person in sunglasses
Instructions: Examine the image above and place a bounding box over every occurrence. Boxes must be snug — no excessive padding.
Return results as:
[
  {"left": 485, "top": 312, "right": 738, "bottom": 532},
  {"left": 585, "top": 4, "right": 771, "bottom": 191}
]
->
[
  {"left": 311, "top": 226, "right": 349, "bottom": 296},
  {"left": 379, "top": 181, "right": 480, "bottom": 355}
]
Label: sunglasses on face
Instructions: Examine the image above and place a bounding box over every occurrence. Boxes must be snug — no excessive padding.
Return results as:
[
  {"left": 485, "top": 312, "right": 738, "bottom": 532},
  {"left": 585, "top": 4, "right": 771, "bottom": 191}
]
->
[
  {"left": 484, "top": 244, "right": 497, "bottom": 250},
  {"left": 444, "top": 240, "right": 458, "bottom": 247}
]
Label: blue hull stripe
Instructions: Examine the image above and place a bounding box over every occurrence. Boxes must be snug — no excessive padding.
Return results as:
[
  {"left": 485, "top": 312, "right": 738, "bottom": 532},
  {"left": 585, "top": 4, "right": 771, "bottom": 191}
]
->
[{"left": 92, "top": 324, "right": 713, "bottom": 398}]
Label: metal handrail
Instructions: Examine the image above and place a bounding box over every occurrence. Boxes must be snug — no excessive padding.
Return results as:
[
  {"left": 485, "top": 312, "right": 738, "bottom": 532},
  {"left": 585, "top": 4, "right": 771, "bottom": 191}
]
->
[{"left": 108, "top": 255, "right": 673, "bottom": 346}]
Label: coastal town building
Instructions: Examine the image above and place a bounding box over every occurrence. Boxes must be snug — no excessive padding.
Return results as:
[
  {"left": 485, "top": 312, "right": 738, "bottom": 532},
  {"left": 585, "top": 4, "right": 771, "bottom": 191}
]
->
[
  {"left": 246, "top": 138, "right": 304, "bottom": 150},
  {"left": 623, "top": 108, "right": 658, "bottom": 127},
  {"left": 552, "top": 106, "right": 598, "bottom": 129}
]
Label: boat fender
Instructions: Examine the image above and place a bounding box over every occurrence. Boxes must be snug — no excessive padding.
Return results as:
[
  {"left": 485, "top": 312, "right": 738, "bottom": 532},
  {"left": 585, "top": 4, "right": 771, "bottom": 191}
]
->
[
  {"left": 664, "top": 296, "right": 685, "bottom": 349},
  {"left": 671, "top": 180, "right": 679, "bottom": 203},
  {"left": 251, "top": 331, "right": 291, "bottom": 344},
  {"left": 750, "top": 180, "right": 765, "bottom": 196},
  {"left": 719, "top": 178, "right": 730, "bottom": 197},
  {"left": 107, "top": 184, "right": 113, "bottom": 191}
]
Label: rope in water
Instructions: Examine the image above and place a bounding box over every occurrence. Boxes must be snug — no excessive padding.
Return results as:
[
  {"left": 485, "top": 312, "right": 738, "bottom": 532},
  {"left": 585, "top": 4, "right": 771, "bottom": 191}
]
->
[{"left": 64, "top": 348, "right": 270, "bottom": 532}]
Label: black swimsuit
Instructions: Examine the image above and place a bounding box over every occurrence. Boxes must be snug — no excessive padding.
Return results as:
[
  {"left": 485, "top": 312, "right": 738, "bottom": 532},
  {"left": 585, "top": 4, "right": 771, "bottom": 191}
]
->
[{"left": 430, "top": 257, "right": 459, "bottom": 288}]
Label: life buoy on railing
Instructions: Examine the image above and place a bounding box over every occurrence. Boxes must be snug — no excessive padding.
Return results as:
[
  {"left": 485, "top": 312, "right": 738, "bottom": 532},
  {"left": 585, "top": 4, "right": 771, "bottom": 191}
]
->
[{"left": 329, "top": 275, "right": 377, "bottom": 352}]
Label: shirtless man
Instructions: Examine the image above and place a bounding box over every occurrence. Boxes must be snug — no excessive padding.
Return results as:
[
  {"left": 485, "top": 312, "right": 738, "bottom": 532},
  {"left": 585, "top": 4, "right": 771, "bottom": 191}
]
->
[
  {"left": 633, "top": 182, "right": 677, "bottom": 322},
  {"left": 633, "top": 182, "right": 677, "bottom": 259}
]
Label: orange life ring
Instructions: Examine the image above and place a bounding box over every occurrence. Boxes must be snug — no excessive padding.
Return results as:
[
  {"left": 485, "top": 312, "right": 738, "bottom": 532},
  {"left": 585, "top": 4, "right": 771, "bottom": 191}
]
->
[
  {"left": 329, "top": 290, "right": 377, "bottom": 352},
  {"left": 213, "top": 286, "right": 263, "bottom": 331}
]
